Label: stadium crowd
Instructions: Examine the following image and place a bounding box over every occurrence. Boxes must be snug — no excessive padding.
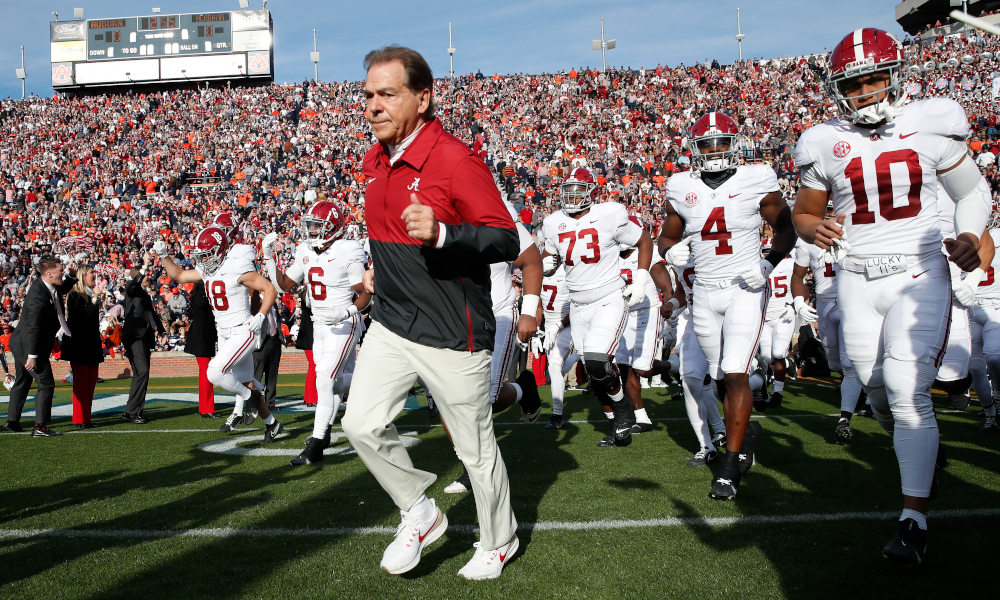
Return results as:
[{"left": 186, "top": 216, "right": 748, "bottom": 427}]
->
[{"left": 1, "top": 22, "right": 999, "bottom": 359}]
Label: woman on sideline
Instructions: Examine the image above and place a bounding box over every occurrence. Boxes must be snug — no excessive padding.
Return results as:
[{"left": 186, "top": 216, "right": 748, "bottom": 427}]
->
[
  {"left": 184, "top": 281, "right": 219, "bottom": 418},
  {"left": 61, "top": 264, "right": 104, "bottom": 428}
]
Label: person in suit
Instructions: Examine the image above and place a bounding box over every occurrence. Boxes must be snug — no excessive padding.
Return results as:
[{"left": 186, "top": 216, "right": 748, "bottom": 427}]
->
[
  {"left": 253, "top": 302, "right": 283, "bottom": 412},
  {"left": 295, "top": 288, "right": 317, "bottom": 405},
  {"left": 184, "top": 280, "right": 219, "bottom": 418},
  {"left": 61, "top": 264, "right": 105, "bottom": 428},
  {"left": 4, "top": 256, "right": 78, "bottom": 437},
  {"left": 121, "top": 252, "right": 164, "bottom": 424}
]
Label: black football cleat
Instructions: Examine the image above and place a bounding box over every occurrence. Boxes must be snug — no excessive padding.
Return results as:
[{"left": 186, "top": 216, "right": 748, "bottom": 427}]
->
[
  {"left": 687, "top": 447, "right": 718, "bottom": 466},
  {"left": 220, "top": 413, "right": 244, "bottom": 433},
  {"left": 3, "top": 421, "right": 24, "bottom": 433},
  {"left": 737, "top": 421, "right": 764, "bottom": 475},
  {"left": 261, "top": 419, "right": 284, "bottom": 444},
  {"left": 320, "top": 424, "right": 333, "bottom": 449},
  {"left": 427, "top": 395, "right": 439, "bottom": 419},
  {"left": 980, "top": 416, "right": 999, "bottom": 433},
  {"left": 856, "top": 405, "right": 873, "bottom": 418},
  {"left": 544, "top": 414, "right": 564, "bottom": 429},
  {"left": 244, "top": 390, "right": 263, "bottom": 426},
  {"left": 515, "top": 371, "right": 542, "bottom": 424},
  {"left": 609, "top": 398, "right": 635, "bottom": 447},
  {"left": 709, "top": 451, "right": 742, "bottom": 500},
  {"left": 947, "top": 392, "right": 970, "bottom": 411},
  {"left": 767, "top": 391, "right": 783, "bottom": 409},
  {"left": 882, "top": 518, "right": 927, "bottom": 566},
  {"left": 711, "top": 431, "right": 727, "bottom": 449},
  {"left": 596, "top": 431, "right": 616, "bottom": 448},
  {"left": 752, "top": 368, "right": 768, "bottom": 412},
  {"left": 630, "top": 421, "right": 653, "bottom": 434},
  {"left": 290, "top": 437, "right": 325, "bottom": 465},
  {"left": 834, "top": 418, "right": 853, "bottom": 444}
]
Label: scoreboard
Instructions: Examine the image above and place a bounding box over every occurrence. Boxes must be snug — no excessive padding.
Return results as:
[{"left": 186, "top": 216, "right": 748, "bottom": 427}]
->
[{"left": 50, "top": 10, "right": 272, "bottom": 91}]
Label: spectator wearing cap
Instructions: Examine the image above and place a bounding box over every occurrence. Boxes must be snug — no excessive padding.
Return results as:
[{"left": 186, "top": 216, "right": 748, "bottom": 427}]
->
[
  {"left": 183, "top": 281, "right": 218, "bottom": 418},
  {"left": 60, "top": 264, "right": 104, "bottom": 428}
]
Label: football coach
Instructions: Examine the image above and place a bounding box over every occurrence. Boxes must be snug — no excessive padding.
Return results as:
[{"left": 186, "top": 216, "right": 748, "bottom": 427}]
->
[{"left": 342, "top": 46, "right": 528, "bottom": 581}]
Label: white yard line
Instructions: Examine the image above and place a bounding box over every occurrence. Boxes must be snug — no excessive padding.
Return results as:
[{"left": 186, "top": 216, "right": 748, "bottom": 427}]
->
[{"left": 1, "top": 508, "right": 996, "bottom": 540}]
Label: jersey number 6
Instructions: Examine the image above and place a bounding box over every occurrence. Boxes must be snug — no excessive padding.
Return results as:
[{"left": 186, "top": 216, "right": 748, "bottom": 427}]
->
[{"left": 308, "top": 267, "right": 327, "bottom": 301}]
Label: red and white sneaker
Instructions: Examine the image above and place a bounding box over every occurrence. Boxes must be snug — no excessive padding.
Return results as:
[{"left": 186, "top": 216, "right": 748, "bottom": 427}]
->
[
  {"left": 457, "top": 536, "right": 519, "bottom": 580},
  {"left": 379, "top": 500, "right": 447, "bottom": 574}
]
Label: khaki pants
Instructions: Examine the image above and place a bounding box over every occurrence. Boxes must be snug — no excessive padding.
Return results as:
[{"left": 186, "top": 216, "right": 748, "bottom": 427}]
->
[{"left": 342, "top": 321, "right": 517, "bottom": 550}]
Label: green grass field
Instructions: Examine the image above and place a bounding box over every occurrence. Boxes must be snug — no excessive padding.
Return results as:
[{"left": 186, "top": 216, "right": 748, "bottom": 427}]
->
[{"left": 1, "top": 374, "right": 998, "bottom": 599}]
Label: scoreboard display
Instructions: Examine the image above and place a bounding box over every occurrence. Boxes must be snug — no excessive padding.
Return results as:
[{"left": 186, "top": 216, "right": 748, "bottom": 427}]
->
[{"left": 50, "top": 10, "right": 273, "bottom": 91}]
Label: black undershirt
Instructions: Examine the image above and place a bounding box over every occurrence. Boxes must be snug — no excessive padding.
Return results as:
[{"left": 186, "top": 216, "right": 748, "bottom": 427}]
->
[{"left": 700, "top": 168, "right": 737, "bottom": 190}]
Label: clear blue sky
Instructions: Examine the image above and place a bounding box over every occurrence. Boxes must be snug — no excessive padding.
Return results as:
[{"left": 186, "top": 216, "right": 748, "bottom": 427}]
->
[{"left": 0, "top": 1, "right": 906, "bottom": 99}]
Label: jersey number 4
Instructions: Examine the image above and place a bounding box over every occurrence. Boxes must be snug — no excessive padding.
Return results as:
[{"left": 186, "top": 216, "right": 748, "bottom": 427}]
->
[
  {"left": 702, "top": 207, "right": 733, "bottom": 255},
  {"left": 558, "top": 229, "right": 601, "bottom": 266},
  {"left": 206, "top": 281, "right": 229, "bottom": 311},
  {"left": 845, "top": 149, "right": 922, "bottom": 223}
]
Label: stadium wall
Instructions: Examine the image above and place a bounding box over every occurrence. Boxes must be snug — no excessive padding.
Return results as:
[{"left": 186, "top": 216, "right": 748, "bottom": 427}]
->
[{"left": 4, "top": 350, "right": 311, "bottom": 380}]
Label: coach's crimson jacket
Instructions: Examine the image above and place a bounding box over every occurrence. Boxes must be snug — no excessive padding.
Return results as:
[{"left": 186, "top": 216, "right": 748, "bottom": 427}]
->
[{"left": 363, "top": 117, "right": 519, "bottom": 352}]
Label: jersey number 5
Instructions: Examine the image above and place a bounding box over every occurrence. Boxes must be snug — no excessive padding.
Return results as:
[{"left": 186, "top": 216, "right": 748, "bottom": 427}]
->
[
  {"left": 308, "top": 267, "right": 327, "bottom": 301},
  {"left": 558, "top": 229, "right": 601, "bottom": 266},
  {"left": 207, "top": 281, "right": 229, "bottom": 311},
  {"left": 845, "top": 149, "right": 922, "bottom": 224},
  {"left": 701, "top": 207, "right": 733, "bottom": 255}
]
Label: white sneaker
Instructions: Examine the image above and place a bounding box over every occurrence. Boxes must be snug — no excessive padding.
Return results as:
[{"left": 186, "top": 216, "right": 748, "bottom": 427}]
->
[
  {"left": 640, "top": 380, "right": 650, "bottom": 389},
  {"left": 652, "top": 380, "right": 669, "bottom": 388},
  {"left": 379, "top": 500, "right": 448, "bottom": 574},
  {"left": 457, "top": 536, "right": 519, "bottom": 580}
]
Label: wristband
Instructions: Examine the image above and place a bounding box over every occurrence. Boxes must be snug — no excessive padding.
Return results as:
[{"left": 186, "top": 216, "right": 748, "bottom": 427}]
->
[
  {"left": 965, "top": 267, "right": 987, "bottom": 288},
  {"left": 666, "top": 298, "right": 680, "bottom": 311},
  {"left": 521, "top": 294, "right": 540, "bottom": 318},
  {"left": 345, "top": 304, "right": 359, "bottom": 317}
]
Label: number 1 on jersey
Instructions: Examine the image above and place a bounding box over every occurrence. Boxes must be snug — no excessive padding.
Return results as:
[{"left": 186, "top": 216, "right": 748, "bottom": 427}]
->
[{"left": 701, "top": 207, "right": 732, "bottom": 255}]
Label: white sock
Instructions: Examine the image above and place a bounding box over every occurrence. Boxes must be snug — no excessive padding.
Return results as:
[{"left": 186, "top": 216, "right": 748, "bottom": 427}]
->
[
  {"left": 609, "top": 388, "right": 625, "bottom": 402},
  {"left": 313, "top": 395, "right": 336, "bottom": 440},
  {"left": 773, "top": 381, "right": 784, "bottom": 393},
  {"left": 634, "top": 408, "right": 651, "bottom": 424},
  {"left": 900, "top": 509, "right": 927, "bottom": 530},
  {"left": 605, "top": 411, "right": 614, "bottom": 420},
  {"left": 511, "top": 383, "right": 523, "bottom": 403},
  {"left": 264, "top": 415, "right": 276, "bottom": 425},
  {"left": 407, "top": 494, "right": 435, "bottom": 521}
]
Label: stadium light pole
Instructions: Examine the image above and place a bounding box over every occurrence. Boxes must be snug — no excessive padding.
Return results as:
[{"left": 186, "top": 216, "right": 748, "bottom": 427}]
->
[
  {"left": 51, "top": 11, "right": 58, "bottom": 21},
  {"left": 448, "top": 23, "right": 456, "bottom": 79},
  {"left": 736, "top": 7, "right": 746, "bottom": 63},
  {"left": 15, "top": 46, "right": 25, "bottom": 100},
  {"left": 592, "top": 17, "right": 616, "bottom": 73},
  {"left": 73, "top": 7, "right": 83, "bottom": 20},
  {"left": 311, "top": 29, "right": 320, "bottom": 82}
]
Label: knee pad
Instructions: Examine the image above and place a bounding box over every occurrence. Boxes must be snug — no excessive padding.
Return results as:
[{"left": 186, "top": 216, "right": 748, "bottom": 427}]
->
[
  {"left": 583, "top": 353, "right": 618, "bottom": 392},
  {"left": 206, "top": 363, "right": 224, "bottom": 385},
  {"left": 883, "top": 358, "right": 938, "bottom": 430}
]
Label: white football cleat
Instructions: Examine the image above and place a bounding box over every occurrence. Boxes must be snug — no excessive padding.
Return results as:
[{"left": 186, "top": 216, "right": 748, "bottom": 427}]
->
[
  {"left": 379, "top": 500, "right": 447, "bottom": 575},
  {"left": 457, "top": 536, "right": 519, "bottom": 580}
]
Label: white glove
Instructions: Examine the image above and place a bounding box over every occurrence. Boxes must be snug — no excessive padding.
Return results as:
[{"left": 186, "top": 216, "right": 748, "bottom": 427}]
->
[
  {"left": 530, "top": 335, "right": 544, "bottom": 355},
  {"left": 823, "top": 235, "right": 852, "bottom": 264},
  {"left": 626, "top": 269, "right": 649, "bottom": 308},
  {"left": 151, "top": 240, "right": 168, "bottom": 256},
  {"left": 658, "top": 326, "right": 677, "bottom": 347},
  {"left": 248, "top": 313, "right": 266, "bottom": 334},
  {"left": 261, "top": 232, "right": 278, "bottom": 260},
  {"left": 665, "top": 237, "right": 692, "bottom": 267},
  {"left": 793, "top": 296, "right": 818, "bottom": 323},
  {"left": 543, "top": 329, "right": 556, "bottom": 351},
  {"left": 738, "top": 259, "right": 774, "bottom": 290},
  {"left": 954, "top": 268, "right": 986, "bottom": 307},
  {"left": 779, "top": 303, "right": 796, "bottom": 323},
  {"left": 317, "top": 306, "right": 357, "bottom": 325},
  {"left": 542, "top": 254, "right": 559, "bottom": 274}
]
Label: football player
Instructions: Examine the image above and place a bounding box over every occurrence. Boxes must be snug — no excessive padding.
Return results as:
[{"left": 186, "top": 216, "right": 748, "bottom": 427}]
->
[
  {"left": 262, "top": 201, "right": 371, "bottom": 465},
  {"left": 758, "top": 239, "right": 798, "bottom": 410},
  {"left": 213, "top": 212, "right": 255, "bottom": 261},
  {"left": 442, "top": 199, "right": 542, "bottom": 493},
  {"left": 659, "top": 111, "right": 797, "bottom": 500},
  {"left": 965, "top": 202, "right": 1000, "bottom": 434},
  {"left": 154, "top": 227, "right": 284, "bottom": 442},
  {"left": 792, "top": 29, "right": 992, "bottom": 564},
  {"left": 539, "top": 262, "right": 574, "bottom": 429},
  {"left": 541, "top": 167, "right": 654, "bottom": 447}
]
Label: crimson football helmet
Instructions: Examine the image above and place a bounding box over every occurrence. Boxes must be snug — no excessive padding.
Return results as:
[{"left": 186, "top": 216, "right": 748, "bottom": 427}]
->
[
  {"left": 191, "top": 226, "right": 229, "bottom": 275},
  {"left": 989, "top": 199, "right": 1000, "bottom": 231},
  {"left": 212, "top": 212, "right": 240, "bottom": 244},
  {"left": 687, "top": 112, "right": 741, "bottom": 172},
  {"left": 561, "top": 167, "right": 599, "bottom": 214},
  {"left": 826, "top": 28, "right": 906, "bottom": 125},
  {"left": 300, "top": 201, "right": 346, "bottom": 249}
]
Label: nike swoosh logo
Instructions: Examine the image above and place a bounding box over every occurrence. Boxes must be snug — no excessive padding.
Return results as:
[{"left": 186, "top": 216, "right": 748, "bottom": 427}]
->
[
  {"left": 616, "top": 428, "right": 631, "bottom": 435},
  {"left": 418, "top": 513, "right": 441, "bottom": 543},
  {"left": 912, "top": 270, "right": 929, "bottom": 279},
  {"left": 368, "top": 177, "right": 377, "bottom": 183},
  {"left": 729, "top": 194, "right": 741, "bottom": 198},
  {"left": 499, "top": 550, "right": 509, "bottom": 562},
  {"left": 899, "top": 132, "right": 918, "bottom": 139}
]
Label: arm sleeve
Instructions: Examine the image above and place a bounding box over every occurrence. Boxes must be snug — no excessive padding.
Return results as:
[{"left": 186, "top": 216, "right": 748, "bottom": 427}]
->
[
  {"left": 794, "top": 244, "right": 811, "bottom": 268},
  {"left": 938, "top": 154, "right": 992, "bottom": 238},
  {"left": 440, "top": 156, "right": 520, "bottom": 263},
  {"left": 612, "top": 204, "right": 644, "bottom": 246}
]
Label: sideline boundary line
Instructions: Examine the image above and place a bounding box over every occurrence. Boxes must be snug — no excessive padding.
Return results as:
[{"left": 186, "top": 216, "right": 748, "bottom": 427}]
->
[{"left": 2, "top": 508, "right": 997, "bottom": 540}]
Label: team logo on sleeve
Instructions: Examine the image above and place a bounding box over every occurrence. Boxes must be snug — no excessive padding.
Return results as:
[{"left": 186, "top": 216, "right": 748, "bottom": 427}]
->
[
  {"left": 832, "top": 141, "right": 851, "bottom": 159},
  {"left": 684, "top": 192, "right": 699, "bottom": 207}
]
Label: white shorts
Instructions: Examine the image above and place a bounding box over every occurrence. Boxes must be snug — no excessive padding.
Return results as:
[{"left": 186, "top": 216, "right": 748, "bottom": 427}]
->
[
  {"left": 491, "top": 303, "right": 519, "bottom": 402},
  {"left": 210, "top": 329, "right": 259, "bottom": 384},
  {"left": 692, "top": 282, "right": 768, "bottom": 379},
  {"left": 544, "top": 318, "right": 574, "bottom": 368},
  {"left": 677, "top": 308, "right": 709, "bottom": 380},
  {"left": 615, "top": 307, "right": 661, "bottom": 371},
  {"left": 971, "top": 302, "right": 1000, "bottom": 358},
  {"left": 759, "top": 313, "right": 797, "bottom": 365},
  {"left": 313, "top": 313, "right": 365, "bottom": 379},
  {"left": 569, "top": 291, "right": 628, "bottom": 358},
  {"left": 937, "top": 300, "right": 971, "bottom": 381},
  {"left": 838, "top": 254, "right": 951, "bottom": 389},
  {"left": 816, "top": 295, "right": 850, "bottom": 372}
]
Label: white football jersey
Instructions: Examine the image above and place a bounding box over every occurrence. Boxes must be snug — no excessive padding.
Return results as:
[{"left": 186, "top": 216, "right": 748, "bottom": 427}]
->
[
  {"left": 286, "top": 239, "right": 366, "bottom": 318},
  {"left": 794, "top": 98, "right": 970, "bottom": 258},
  {"left": 491, "top": 201, "right": 536, "bottom": 313},
  {"left": 934, "top": 182, "right": 966, "bottom": 281},
  {"left": 673, "top": 261, "right": 697, "bottom": 310},
  {"left": 197, "top": 252, "right": 256, "bottom": 329},
  {"left": 541, "top": 201, "right": 643, "bottom": 304},
  {"left": 231, "top": 243, "right": 256, "bottom": 264},
  {"left": 619, "top": 250, "right": 662, "bottom": 311},
  {"left": 765, "top": 256, "right": 796, "bottom": 320},
  {"left": 666, "top": 164, "right": 779, "bottom": 283},
  {"left": 971, "top": 227, "right": 1000, "bottom": 300},
  {"left": 794, "top": 241, "right": 838, "bottom": 300},
  {"left": 541, "top": 264, "right": 570, "bottom": 324}
]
